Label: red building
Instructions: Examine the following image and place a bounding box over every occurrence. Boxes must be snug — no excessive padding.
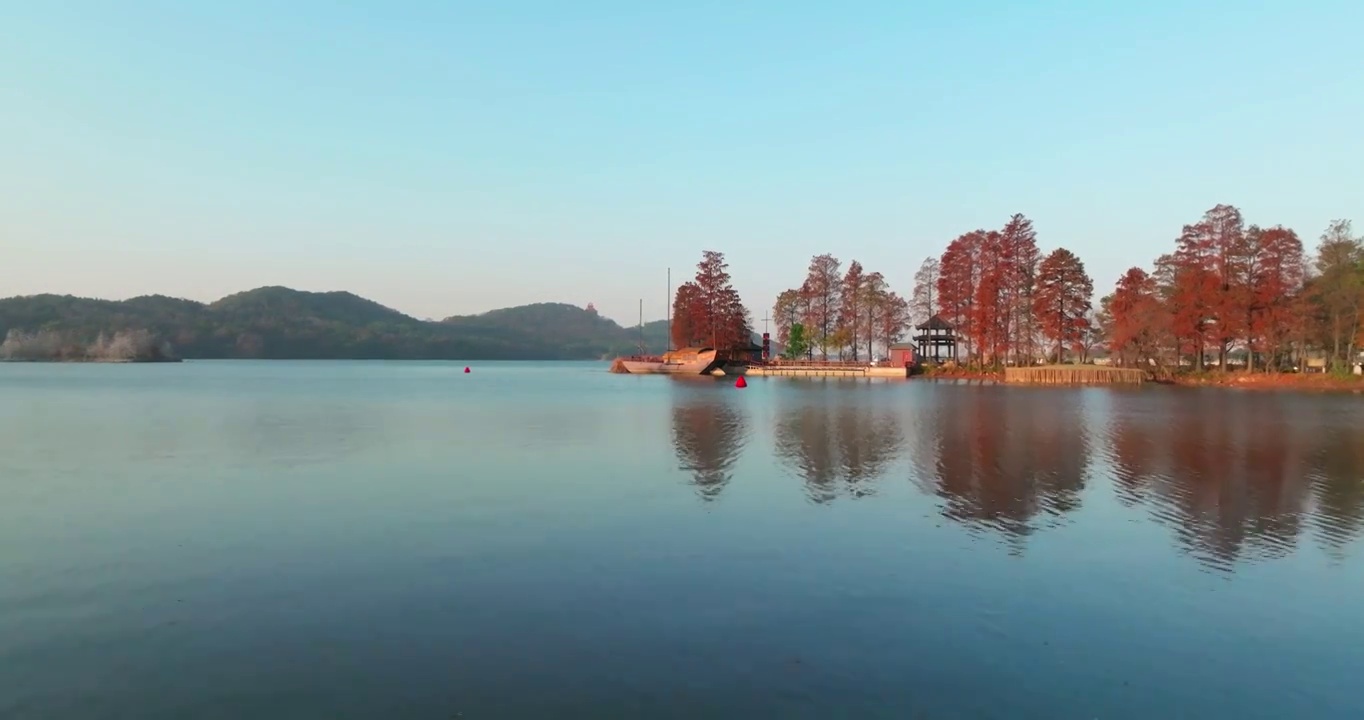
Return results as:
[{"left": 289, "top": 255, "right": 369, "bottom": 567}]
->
[{"left": 888, "top": 343, "right": 918, "bottom": 368}]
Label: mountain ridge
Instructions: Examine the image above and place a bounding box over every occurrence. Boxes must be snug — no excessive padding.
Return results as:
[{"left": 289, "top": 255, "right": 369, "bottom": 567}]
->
[{"left": 0, "top": 286, "right": 687, "bottom": 361}]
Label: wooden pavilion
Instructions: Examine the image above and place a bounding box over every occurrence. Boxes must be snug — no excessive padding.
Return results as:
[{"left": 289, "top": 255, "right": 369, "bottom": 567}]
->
[{"left": 913, "top": 315, "right": 959, "bottom": 363}]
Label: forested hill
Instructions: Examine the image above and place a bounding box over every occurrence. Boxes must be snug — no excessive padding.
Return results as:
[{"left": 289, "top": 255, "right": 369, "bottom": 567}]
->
[{"left": 0, "top": 287, "right": 678, "bottom": 360}]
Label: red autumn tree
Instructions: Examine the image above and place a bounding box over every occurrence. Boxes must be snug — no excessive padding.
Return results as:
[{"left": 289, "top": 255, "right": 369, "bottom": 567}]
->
[
  {"left": 1032, "top": 248, "right": 1093, "bottom": 362},
  {"left": 1150, "top": 252, "right": 1197, "bottom": 365},
  {"left": 1167, "top": 228, "right": 1220, "bottom": 371},
  {"left": 671, "top": 282, "right": 704, "bottom": 349},
  {"left": 1217, "top": 208, "right": 1257, "bottom": 368},
  {"left": 718, "top": 288, "right": 750, "bottom": 350},
  {"left": 933, "top": 213, "right": 1042, "bottom": 366},
  {"left": 801, "top": 253, "right": 842, "bottom": 360},
  {"left": 999, "top": 214, "right": 1040, "bottom": 364},
  {"left": 1246, "top": 225, "right": 1305, "bottom": 371},
  {"left": 1105, "top": 267, "right": 1166, "bottom": 367},
  {"left": 1171, "top": 204, "right": 1250, "bottom": 370},
  {"left": 937, "top": 232, "right": 983, "bottom": 361},
  {"left": 839, "top": 261, "right": 868, "bottom": 360},
  {"left": 972, "top": 230, "right": 1008, "bottom": 366},
  {"left": 673, "top": 251, "right": 751, "bottom": 350}
]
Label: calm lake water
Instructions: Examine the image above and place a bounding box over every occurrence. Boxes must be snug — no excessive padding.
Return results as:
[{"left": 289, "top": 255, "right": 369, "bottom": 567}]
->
[{"left": 2, "top": 361, "right": 1363, "bottom": 719}]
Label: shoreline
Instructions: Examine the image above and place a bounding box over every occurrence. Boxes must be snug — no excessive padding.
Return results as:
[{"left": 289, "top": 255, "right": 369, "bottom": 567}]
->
[
  {"left": 0, "top": 358, "right": 183, "bottom": 364},
  {"left": 1162, "top": 371, "right": 1364, "bottom": 392},
  {"left": 918, "top": 365, "right": 1364, "bottom": 393},
  {"left": 3, "top": 358, "right": 1361, "bottom": 392}
]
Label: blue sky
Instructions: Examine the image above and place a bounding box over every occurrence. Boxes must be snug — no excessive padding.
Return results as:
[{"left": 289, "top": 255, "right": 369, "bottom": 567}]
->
[{"left": 4, "top": 1, "right": 1361, "bottom": 325}]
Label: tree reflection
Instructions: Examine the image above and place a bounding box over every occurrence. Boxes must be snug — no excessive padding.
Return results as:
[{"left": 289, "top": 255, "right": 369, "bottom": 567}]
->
[
  {"left": 1311, "top": 428, "right": 1364, "bottom": 558},
  {"left": 1101, "top": 391, "right": 1364, "bottom": 570},
  {"left": 919, "top": 388, "right": 1091, "bottom": 545},
  {"left": 670, "top": 384, "right": 749, "bottom": 501},
  {"left": 774, "top": 382, "right": 905, "bottom": 503},
  {"left": 670, "top": 377, "right": 1364, "bottom": 570}
]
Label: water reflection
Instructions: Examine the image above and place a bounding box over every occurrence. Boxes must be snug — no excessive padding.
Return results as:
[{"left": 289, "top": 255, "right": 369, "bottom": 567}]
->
[
  {"left": 773, "top": 382, "right": 905, "bottom": 503},
  {"left": 669, "top": 378, "right": 1364, "bottom": 569},
  {"left": 1104, "top": 390, "right": 1364, "bottom": 570},
  {"left": 914, "top": 388, "right": 1092, "bottom": 545},
  {"left": 670, "top": 383, "right": 749, "bottom": 501}
]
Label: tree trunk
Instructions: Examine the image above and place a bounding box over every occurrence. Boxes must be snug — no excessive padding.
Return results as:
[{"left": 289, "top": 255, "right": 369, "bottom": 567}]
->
[
  {"left": 1332, "top": 315, "right": 1342, "bottom": 369},
  {"left": 1055, "top": 307, "right": 1063, "bottom": 364},
  {"left": 866, "top": 306, "right": 875, "bottom": 361},
  {"left": 1349, "top": 307, "right": 1361, "bottom": 370}
]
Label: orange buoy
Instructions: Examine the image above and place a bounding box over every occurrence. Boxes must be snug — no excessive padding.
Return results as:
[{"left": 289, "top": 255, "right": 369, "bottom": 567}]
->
[
  {"left": 464, "top": 367, "right": 471, "bottom": 373},
  {"left": 735, "top": 376, "right": 747, "bottom": 388}
]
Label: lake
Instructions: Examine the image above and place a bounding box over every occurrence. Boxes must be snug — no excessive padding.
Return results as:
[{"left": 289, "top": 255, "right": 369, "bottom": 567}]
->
[{"left": 2, "top": 360, "right": 1362, "bottom": 719}]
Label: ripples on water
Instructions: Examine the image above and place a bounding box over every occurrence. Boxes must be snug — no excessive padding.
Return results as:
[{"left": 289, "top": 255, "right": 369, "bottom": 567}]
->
[{"left": 2, "top": 363, "right": 1363, "bottom": 719}]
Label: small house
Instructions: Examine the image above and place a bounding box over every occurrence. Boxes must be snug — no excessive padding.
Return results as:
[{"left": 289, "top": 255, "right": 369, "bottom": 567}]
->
[
  {"left": 887, "top": 343, "right": 918, "bottom": 368},
  {"left": 728, "top": 341, "right": 765, "bottom": 363}
]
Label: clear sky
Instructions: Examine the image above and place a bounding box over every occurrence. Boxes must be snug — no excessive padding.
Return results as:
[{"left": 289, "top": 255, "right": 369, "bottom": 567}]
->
[{"left": 4, "top": 1, "right": 1361, "bottom": 326}]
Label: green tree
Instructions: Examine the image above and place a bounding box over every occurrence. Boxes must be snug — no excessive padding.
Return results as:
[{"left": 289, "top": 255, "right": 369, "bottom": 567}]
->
[
  {"left": 1312, "top": 219, "right": 1363, "bottom": 369},
  {"left": 782, "top": 323, "right": 810, "bottom": 359}
]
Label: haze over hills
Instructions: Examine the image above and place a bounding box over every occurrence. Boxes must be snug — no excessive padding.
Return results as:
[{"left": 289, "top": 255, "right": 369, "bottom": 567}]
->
[{"left": 0, "top": 286, "right": 695, "bottom": 361}]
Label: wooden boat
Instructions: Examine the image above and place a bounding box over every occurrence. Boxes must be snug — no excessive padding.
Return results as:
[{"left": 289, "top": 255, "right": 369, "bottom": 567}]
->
[
  {"left": 617, "top": 347, "right": 719, "bottom": 375},
  {"left": 609, "top": 271, "right": 721, "bottom": 376}
]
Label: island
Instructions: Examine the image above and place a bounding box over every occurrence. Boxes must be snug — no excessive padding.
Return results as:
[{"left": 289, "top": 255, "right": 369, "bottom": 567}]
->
[{"left": 1, "top": 329, "right": 181, "bottom": 363}]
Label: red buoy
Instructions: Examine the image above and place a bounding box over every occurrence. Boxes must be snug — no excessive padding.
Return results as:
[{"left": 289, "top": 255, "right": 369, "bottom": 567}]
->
[
  {"left": 735, "top": 376, "right": 747, "bottom": 388},
  {"left": 464, "top": 367, "right": 471, "bottom": 373}
]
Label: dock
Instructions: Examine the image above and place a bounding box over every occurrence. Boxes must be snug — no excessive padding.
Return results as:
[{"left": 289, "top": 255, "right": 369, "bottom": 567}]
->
[
  {"left": 745, "top": 360, "right": 908, "bottom": 378},
  {"left": 1003, "top": 365, "right": 1147, "bottom": 385}
]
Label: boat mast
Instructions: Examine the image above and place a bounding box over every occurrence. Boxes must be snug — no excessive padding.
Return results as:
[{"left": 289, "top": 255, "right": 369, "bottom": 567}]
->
[
  {"left": 666, "top": 267, "right": 671, "bottom": 352},
  {"left": 638, "top": 298, "right": 644, "bottom": 354}
]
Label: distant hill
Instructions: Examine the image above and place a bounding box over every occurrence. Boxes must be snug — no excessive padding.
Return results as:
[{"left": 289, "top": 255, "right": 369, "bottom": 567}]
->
[{"left": 0, "top": 287, "right": 697, "bottom": 361}]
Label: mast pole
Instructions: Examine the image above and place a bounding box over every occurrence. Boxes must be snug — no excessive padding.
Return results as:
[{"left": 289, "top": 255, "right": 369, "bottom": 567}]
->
[{"left": 666, "top": 267, "right": 671, "bottom": 352}]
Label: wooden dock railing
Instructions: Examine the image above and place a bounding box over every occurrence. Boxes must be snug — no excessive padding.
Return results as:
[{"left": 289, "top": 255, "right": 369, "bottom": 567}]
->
[{"left": 760, "top": 359, "right": 894, "bottom": 368}]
